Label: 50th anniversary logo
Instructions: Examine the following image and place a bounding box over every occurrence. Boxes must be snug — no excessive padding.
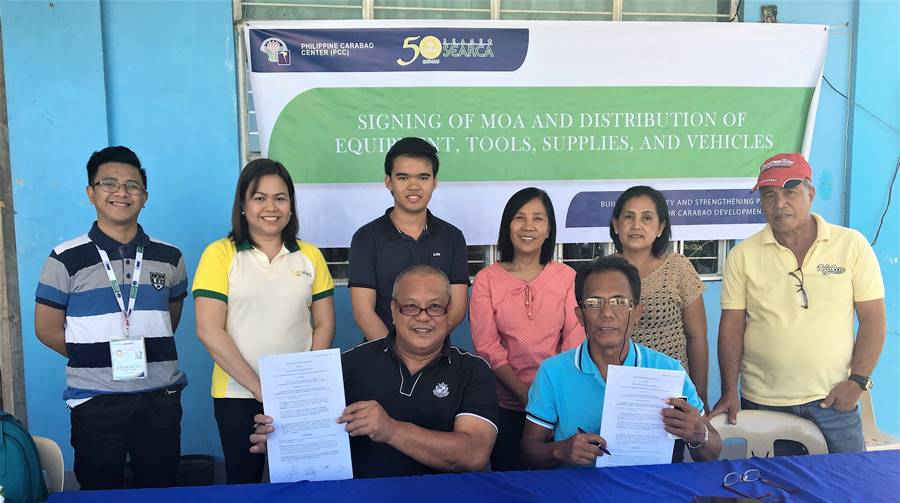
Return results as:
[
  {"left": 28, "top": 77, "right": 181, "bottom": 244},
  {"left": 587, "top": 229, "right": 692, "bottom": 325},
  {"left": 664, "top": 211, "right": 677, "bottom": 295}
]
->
[
  {"left": 248, "top": 28, "right": 528, "bottom": 72},
  {"left": 394, "top": 34, "right": 496, "bottom": 66}
]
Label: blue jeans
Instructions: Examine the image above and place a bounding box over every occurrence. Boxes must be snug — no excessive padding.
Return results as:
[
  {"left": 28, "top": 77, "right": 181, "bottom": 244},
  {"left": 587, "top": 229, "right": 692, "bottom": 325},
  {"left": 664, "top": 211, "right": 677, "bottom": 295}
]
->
[{"left": 741, "top": 398, "right": 865, "bottom": 454}]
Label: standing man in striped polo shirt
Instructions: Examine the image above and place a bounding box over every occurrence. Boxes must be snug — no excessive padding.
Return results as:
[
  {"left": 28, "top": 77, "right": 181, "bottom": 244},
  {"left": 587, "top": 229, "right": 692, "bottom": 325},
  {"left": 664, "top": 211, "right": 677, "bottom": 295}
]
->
[{"left": 34, "top": 146, "right": 188, "bottom": 490}]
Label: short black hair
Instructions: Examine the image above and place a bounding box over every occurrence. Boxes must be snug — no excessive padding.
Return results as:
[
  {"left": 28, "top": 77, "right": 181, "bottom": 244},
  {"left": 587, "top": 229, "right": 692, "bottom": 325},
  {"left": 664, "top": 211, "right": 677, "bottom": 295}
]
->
[
  {"left": 384, "top": 137, "right": 439, "bottom": 176},
  {"left": 86, "top": 146, "right": 147, "bottom": 188},
  {"left": 497, "top": 187, "right": 557, "bottom": 264},
  {"left": 229, "top": 158, "right": 299, "bottom": 247},
  {"left": 609, "top": 185, "right": 671, "bottom": 258},
  {"left": 575, "top": 256, "right": 642, "bottom": 305}
]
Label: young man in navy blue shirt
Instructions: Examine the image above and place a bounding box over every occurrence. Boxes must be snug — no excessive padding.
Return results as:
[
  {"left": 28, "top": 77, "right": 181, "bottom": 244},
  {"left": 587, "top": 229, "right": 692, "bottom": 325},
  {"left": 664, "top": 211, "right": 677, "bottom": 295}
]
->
[{"left": 348, "top": 137, "right": 470, "bottom": 341}]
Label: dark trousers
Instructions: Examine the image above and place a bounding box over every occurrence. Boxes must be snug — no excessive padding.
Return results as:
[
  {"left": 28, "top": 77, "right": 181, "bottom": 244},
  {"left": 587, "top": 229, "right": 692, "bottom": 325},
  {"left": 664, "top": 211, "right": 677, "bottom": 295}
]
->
[
  {"left": 214, "top": 398, "right": 265, "bottom": 484},
  {"left": 70, "top": 387, "right": 182, "bottom": 490},
  {"left": 491, "top": 407, "right": 526, "bottom": 471}
]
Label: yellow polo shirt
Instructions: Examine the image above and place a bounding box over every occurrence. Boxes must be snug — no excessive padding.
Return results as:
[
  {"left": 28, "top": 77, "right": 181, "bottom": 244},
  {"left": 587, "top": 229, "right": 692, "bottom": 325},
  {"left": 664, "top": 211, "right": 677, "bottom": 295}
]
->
[
  {"left": 721, "top": 213, "right": 884, "bottom": 406},
  {"left": 192, "top": 238, "right": 334, "bottom": 398}
]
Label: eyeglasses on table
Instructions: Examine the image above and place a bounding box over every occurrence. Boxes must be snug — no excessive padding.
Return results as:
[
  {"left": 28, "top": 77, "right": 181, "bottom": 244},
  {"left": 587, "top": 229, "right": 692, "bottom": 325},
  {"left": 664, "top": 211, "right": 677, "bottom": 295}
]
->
[{"left": 722, "top": 468, "right": 800, "bottom": 500}]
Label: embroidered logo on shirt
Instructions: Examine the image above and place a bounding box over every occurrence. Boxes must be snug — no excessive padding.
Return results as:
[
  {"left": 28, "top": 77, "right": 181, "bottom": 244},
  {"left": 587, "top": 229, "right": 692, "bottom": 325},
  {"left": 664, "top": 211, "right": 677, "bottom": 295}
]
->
[
  {"left": 150, "top": 272, "right": 166, "bottom": 291},
  {"left": 293, "top": 270, "right": 312, "bottom": 278},
  {"left": 433, "top": 382, "right": 449, "bottom": 398},
  {"left": 817, "top": 264, "right": 846, "bottom": 276},
  {"left": 432, "top": 252, "right": 441, "bottom": 257}
]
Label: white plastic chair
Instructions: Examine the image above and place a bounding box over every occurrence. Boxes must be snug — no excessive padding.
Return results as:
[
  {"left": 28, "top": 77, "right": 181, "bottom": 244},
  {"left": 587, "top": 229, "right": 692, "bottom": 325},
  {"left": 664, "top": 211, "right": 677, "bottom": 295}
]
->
[
  {"left": 710, "top": 410, "right": 828, "bottom": 458},
  {"left": 32, "top": 435, "right": 64, "bottom": 494},
  {"left": 860, "top": 391, "right": 900, "bottom": 451}
]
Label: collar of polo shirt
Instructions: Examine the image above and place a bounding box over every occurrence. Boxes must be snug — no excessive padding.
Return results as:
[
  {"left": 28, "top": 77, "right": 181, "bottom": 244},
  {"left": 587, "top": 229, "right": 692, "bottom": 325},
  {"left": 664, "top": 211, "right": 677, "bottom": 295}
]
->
[
  {"left": 234, "top": 238, "right": 300, "bottom": 253},
  {"left": 762, "top": 213, "right": 831, "bottom": 246},
  {"left": 379, "top": 208, "right": 443, "bottom": 241},
  {"left": 89, "top": 221, "right": 151, "bottom": 253},
  {"left": 384, "top": 329, "right": 454, "bottom": 363}
]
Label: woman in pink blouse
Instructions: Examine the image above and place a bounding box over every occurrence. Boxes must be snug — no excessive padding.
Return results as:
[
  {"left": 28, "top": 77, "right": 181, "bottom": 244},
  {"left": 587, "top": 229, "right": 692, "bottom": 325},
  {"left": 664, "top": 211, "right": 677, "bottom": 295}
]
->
[{"left": 470, "top": 187, "right": 584, "bottom": 471}]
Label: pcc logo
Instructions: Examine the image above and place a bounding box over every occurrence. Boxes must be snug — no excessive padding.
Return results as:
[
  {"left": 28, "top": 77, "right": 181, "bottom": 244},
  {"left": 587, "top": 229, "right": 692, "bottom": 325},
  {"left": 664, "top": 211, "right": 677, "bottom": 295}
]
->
[{"left": 260, "top": 37, "right": 291, "bottom": 66}]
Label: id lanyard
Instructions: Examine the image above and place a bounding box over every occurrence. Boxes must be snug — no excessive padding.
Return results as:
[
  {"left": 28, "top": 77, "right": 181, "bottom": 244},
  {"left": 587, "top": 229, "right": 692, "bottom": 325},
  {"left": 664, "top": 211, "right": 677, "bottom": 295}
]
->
[{"left": 95, "top": 244, "right": 144, "bottom": 337}]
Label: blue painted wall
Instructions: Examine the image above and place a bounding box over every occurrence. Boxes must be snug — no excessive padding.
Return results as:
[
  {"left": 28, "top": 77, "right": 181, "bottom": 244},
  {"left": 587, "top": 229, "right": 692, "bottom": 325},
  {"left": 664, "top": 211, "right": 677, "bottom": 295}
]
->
[
  {"left": 2, "top": 0, "right": 896, "bottom": 473},
  {"left": 848, "top": 0, "right": 899, "bottom": 434},
  {"left": 2, "top": 0, "right": 240, "bottom": 466},
  {"left": 4, "top": 0, "right": 112, "bottom": 470},
  {"left": 743, "top": 0, "right": 854, "bottom": 224},
  {"left": 738, "top": 0, "right": 900, "bottom": 436}
]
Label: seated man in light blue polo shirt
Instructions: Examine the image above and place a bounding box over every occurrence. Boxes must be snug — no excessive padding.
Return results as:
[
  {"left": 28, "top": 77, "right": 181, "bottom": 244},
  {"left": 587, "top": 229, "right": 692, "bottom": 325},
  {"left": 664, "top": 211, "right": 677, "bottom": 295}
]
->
[{"left": 521, "top": 256, "right": 722, "bottom": 468}]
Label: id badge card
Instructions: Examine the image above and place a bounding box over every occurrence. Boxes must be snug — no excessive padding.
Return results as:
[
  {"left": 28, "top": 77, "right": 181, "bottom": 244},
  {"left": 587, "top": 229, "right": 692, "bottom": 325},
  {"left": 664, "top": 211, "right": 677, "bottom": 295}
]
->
[{"left": 110, "top": 337, "right": 148, "bottom": 381}]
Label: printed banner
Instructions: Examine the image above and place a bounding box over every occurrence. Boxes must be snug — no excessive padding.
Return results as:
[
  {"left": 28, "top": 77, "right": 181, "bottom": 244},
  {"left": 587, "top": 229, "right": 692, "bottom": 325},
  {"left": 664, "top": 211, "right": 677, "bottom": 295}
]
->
[{"left": 245, "top": 20, "right": 829, "bottom": 247}]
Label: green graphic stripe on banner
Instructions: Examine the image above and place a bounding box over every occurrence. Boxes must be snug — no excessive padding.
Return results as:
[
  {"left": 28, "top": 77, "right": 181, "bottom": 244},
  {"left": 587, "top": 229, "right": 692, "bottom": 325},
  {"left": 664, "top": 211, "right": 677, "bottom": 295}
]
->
[{"left": 268, "top": 86, "right": 813, "bottom": 183}]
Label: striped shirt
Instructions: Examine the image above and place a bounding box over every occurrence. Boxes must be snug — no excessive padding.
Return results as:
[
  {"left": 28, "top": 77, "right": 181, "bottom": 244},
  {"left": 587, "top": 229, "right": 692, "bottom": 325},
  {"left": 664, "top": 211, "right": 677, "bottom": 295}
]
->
[{"left": 35, "top": 223, "right": 188, "bottom": 406}]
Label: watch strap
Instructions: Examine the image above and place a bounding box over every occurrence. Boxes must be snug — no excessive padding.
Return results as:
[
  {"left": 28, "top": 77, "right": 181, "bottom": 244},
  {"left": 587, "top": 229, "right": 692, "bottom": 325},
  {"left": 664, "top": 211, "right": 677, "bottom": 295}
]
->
[{"left": 848, "top": 374, "right": 872, "bottom": 391}]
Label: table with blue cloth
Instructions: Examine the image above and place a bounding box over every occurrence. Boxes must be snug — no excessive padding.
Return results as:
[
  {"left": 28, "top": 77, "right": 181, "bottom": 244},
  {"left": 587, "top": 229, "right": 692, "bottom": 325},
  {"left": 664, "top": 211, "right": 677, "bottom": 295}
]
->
[{"left": 49, "top": 450, "right": 898, "bottom": 502}]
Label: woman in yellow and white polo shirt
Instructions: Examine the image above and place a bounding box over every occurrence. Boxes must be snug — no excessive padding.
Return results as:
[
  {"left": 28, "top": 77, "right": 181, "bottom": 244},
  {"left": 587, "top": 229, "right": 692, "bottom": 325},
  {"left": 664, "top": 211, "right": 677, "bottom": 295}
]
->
[{"left": 193, "top": 159, "right": 335, "bottom": 484}]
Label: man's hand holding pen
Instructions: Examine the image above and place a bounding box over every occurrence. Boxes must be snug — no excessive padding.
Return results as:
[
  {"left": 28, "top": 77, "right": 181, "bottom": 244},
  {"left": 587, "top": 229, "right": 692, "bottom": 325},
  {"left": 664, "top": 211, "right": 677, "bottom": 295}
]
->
[{"left": 553, "top": 427, "right": 611, "bottom": 466}]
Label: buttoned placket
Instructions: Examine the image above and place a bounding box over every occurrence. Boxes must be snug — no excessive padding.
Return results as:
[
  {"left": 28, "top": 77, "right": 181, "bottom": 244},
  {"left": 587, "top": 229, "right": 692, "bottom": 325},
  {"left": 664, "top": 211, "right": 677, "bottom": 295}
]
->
[
  {"left": 581, "top": 340, "right": 639, "bottom": 386},
  {"left": 120, "top": 244, "right": 134, "bottom": 281},
  {"left": 251, "top": 245, "right": 290, "bottom": 271},
  {"left": 387, "top": 340, "right": 449, "bottom": 396}
]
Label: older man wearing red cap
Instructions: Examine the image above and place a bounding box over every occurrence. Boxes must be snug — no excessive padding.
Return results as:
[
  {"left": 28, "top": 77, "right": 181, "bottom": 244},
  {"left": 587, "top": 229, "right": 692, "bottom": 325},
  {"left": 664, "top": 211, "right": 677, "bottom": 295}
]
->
[{"left": 710, "top": 153, "right": 886, "bottom": 453}]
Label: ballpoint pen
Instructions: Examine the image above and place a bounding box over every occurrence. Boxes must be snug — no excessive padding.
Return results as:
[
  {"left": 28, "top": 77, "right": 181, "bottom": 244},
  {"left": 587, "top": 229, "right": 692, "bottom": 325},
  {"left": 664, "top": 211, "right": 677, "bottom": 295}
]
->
[{"left": 577, "top": 427, "right": 611, "bottom": 456}]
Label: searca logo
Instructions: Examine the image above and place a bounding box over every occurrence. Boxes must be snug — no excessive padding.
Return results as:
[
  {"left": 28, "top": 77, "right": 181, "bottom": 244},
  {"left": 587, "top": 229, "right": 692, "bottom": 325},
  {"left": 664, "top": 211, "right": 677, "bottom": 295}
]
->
[{"left": 396, "top": 34, "right": 495, "bottom": 66}]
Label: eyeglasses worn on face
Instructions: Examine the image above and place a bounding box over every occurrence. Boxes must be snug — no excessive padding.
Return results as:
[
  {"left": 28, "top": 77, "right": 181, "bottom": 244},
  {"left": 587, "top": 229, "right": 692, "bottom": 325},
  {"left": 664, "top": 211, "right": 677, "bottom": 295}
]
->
[
  {"left": 93, "top": 178, "right": 146, "bottom": 195},
  {"left": 580, "top": 296, "right": 633, "bottom": 311},
  {"left": 393, "top": 302, "right": 448, "bottom": 318},
  {"left": 787, "top": 267, "right": 809, "bottom": 309}
]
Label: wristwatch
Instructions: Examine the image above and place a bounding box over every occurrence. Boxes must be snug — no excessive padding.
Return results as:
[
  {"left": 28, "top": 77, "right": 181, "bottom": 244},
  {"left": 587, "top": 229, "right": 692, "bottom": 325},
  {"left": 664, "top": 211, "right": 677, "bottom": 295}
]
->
[
  {"left": 848, "top": 374, "right": 873, "bottom": 391},
  {"left": 687, "top": 423, "right": 709, "bottom": 449}
]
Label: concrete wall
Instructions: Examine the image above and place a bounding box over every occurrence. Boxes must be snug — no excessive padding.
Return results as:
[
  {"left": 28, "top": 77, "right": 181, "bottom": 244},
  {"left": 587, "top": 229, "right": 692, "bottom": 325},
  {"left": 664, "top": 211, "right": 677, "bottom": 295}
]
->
[
  {"left": 848, "top": 0, "right": 899, "bottom": 433},
  {"left": 2, "top": 0, "right": 240, "bottom": 465},
  {"left": 2, "top": 0, "right": 896, "bottom": 472}
]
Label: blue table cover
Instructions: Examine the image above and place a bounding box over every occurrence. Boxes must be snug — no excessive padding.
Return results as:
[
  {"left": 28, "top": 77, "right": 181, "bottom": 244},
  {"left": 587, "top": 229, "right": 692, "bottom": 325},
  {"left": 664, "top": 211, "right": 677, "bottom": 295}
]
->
[{"left": 48, "top": 449, "right": 899, "bottom": 502}]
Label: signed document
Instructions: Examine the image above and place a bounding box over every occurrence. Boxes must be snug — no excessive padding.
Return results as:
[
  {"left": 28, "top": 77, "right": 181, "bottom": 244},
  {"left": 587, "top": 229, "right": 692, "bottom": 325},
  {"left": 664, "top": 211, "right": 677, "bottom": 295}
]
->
[
  {"left": 596, "top": 364, "right": 685, "bottom": 468},
  {"left": 259, "top": 349, "right": 353, "bottom": 482}
]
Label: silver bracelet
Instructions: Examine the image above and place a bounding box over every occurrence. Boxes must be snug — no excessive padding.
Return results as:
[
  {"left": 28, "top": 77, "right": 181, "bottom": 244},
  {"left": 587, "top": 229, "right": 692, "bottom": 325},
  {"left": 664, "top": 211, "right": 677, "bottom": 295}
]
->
[{"left": 687, "top": 423, "right": 709, "bottom": 449}]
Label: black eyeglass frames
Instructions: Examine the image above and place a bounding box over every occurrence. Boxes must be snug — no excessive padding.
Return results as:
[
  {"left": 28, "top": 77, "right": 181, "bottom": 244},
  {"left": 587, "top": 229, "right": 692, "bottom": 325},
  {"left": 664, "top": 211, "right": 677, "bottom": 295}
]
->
[{"left": 788, "top": 267, "right": 809, "bottom": 309}]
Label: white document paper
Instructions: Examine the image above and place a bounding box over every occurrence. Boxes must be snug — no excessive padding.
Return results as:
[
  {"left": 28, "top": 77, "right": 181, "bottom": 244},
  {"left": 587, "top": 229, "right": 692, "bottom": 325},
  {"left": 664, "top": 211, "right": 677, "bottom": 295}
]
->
[
  {"left": 259, "top": 348, "right": 353, "bottom": 482},
  {"left": 596, "top": 364, "right": 685, "bottom": 468}
]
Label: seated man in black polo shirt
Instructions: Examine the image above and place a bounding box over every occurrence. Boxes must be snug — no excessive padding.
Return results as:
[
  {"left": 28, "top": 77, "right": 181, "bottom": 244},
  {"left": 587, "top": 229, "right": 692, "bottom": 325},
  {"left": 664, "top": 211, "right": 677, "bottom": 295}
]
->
[
  {"left": 348, "top": 137, "right": 470, "bottom": 341},
  {"left": 250, "top": 265, "right": 498, "bottom": 478}
]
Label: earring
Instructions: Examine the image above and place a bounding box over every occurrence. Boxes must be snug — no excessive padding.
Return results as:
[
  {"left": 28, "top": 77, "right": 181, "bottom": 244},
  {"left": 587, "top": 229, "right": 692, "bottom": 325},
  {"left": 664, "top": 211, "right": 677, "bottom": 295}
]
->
[{"left": 241, "top": 210, "right": 245, "bottom": 215}]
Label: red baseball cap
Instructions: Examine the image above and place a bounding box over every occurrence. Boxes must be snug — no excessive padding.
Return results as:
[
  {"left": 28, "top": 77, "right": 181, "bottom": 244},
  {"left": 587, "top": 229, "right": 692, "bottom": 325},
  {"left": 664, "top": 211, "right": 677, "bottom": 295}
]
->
[{"left": 752, "top": 153, "right": 812, "bottom": 192}]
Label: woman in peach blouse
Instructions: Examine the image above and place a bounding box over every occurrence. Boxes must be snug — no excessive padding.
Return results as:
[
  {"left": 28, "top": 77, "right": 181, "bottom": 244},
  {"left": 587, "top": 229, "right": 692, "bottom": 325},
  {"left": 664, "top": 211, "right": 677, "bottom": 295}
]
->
[{"left": 470, "top": 187, "right": 584, "bottom": 471}]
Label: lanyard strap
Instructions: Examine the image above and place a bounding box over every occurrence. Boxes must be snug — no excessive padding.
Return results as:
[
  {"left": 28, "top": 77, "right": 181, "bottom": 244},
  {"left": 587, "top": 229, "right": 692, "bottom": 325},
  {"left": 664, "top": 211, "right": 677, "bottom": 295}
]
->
[{"left": 95, "top": 244, "right": 144, "bottom": 336}]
